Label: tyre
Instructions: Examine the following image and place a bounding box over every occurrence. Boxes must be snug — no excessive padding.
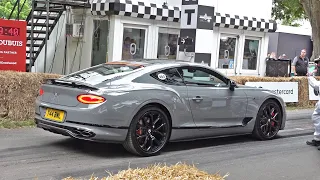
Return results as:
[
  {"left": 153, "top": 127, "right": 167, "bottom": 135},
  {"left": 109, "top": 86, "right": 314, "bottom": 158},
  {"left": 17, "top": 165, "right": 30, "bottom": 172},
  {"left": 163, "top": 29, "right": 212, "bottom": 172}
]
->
[
  {"left": 123, "top": 106, "right": 171, "bottom": 156},
  {"left": 252, "top": 99, "right": 282, "bottom": 140}
]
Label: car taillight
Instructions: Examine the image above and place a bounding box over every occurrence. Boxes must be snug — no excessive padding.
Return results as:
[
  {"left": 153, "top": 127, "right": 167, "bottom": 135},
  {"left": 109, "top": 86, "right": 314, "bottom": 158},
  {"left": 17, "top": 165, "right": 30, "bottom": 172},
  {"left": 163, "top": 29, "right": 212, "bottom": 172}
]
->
[
  {"left": 39, "top": 88, "right": 44, "bottom": 96},
  {"left": 77, "top": 94, "right": 106, "bottom": 104}
]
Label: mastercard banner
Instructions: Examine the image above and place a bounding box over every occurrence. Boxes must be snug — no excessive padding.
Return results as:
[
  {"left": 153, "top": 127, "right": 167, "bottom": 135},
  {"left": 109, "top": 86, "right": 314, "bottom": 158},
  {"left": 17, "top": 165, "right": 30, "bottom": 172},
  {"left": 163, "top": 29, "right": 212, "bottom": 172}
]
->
[{"left": 0, "top": 19, "right": 27, "bottom": 72}]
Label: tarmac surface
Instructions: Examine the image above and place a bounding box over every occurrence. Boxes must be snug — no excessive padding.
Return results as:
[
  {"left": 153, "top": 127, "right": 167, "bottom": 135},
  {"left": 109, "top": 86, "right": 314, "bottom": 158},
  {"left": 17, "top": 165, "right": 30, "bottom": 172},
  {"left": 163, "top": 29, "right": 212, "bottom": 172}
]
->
[{"left": 0, "top": 109, "right": 319, "bottom": 180}]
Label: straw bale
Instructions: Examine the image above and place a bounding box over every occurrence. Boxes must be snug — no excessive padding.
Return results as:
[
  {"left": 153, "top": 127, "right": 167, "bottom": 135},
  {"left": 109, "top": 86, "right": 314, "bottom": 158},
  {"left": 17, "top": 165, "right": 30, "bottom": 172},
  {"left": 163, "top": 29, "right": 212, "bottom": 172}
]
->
[
  {"left": 229, "top": 76, "right": 320, "bottom": 107},
  {"left": 0, "top": 71, "right": 61, "bottom": 121},
  {"left": 62, "top": 163, "right": 229, "bottom": 180},
  {"left": 2, "top": 70, "right": 320, "bottom": 121}
]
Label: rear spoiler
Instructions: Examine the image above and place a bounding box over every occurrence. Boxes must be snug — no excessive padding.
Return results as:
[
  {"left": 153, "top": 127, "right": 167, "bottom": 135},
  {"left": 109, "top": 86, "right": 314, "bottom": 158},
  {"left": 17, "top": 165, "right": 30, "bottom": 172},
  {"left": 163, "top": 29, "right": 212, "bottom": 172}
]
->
[{"left": 44, "top": 78, "right": 99, "bottom": 91}]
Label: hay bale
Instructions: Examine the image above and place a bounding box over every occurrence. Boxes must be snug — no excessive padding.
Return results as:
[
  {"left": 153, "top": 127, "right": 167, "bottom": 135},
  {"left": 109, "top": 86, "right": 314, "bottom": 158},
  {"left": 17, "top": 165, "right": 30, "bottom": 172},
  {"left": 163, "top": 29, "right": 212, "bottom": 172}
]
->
[
  {"left": 62, "top": 163, "right": 229, "bottom": 180},
  {"left": 1, "top": 69, "right": 320, "bottom": 121},
  {"left": 229, "top": 76, "right": 320, "bottom": 107},
  {"left": 0, "top": 71, "right": 62, "bottom": 121}
]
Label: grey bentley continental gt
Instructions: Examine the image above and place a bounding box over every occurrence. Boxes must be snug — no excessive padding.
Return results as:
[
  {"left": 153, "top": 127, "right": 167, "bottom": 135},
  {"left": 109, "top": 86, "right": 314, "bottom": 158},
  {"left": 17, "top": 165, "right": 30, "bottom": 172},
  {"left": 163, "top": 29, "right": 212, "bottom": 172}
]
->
[{"left": 35, "top": 59, "right": 287, "bottom": 156}]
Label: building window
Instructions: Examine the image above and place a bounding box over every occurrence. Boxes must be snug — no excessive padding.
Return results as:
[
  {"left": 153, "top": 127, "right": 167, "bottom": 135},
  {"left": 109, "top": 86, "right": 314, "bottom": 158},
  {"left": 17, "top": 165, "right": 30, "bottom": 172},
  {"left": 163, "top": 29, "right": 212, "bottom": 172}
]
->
[
  {"left": 242, "top": 38, "right": 260, "bottom": 70},
  {"left": 218, "top": 36, "right": 237, "bottom": 69},
  {"left": 91, "top": 20, "right": 109, "bottom": 66},
  {"left": 122, "top": 28, "right": 146, "bottom": 60},
  {"left": 157, "top": 33, "right": 178, "bottom": 59}
]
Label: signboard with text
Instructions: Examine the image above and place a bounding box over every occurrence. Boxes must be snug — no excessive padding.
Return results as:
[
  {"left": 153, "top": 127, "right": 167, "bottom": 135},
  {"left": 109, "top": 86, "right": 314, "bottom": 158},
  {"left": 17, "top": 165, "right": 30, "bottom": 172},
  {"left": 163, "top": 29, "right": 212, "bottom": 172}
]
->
[
  {"left": 245, "top": 82, "right": 299, "bottom": 102},
  {"left": 0, "top": 19, "right": 26, "bottom": 72},
  {"left": 308, "top": 84, "right": 319, "bottom": 101}
]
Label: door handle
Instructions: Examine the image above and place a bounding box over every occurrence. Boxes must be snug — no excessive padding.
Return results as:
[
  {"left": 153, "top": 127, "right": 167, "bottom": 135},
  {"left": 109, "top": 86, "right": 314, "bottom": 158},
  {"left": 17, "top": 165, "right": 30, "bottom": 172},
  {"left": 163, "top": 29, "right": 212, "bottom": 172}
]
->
[{"left": 192, "top": 96, "right": 203, "bottom": 102}]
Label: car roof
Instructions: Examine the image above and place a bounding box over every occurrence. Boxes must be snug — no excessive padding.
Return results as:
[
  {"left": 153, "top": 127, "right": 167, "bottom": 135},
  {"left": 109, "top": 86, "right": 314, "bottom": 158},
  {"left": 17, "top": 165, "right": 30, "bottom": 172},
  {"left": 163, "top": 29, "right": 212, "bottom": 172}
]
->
[
  {"left": 106, "top": 59, "right": 207, "bottom": 67},
  {"left": 105, "top": 59, "right": 230, "bottom": 80}
]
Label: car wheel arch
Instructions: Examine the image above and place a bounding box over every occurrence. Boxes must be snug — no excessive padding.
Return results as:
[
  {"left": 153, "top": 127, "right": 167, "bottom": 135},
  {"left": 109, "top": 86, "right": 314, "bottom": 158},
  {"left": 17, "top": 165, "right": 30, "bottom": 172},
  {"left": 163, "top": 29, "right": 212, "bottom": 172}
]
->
[
  {"left": 262, "top": 97, "right": 284, "bottom": 118},
  {"left": 259, "top": 97, "right": 285, "bottom": 129},
  {"left": 129, "top": 99, "right": 173, "bottom": 128}
]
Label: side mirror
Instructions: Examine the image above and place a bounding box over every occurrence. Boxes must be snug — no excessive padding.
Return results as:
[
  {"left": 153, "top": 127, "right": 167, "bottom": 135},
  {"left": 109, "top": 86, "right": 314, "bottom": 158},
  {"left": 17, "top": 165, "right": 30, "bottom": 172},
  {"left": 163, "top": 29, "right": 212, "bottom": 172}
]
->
[{"left": 229, "top": 80, "right": 237, "bottom": 91}]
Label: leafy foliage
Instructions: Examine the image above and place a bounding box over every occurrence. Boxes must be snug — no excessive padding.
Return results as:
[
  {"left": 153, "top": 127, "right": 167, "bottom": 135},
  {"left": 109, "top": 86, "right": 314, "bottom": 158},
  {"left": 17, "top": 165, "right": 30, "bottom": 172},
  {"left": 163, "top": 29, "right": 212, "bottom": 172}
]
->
[
  {"left": 272, "top": 0, "right": 307, "bottom": 26},
  {"left": 0, "top": 0, "right": 31, "bottom": 20}
]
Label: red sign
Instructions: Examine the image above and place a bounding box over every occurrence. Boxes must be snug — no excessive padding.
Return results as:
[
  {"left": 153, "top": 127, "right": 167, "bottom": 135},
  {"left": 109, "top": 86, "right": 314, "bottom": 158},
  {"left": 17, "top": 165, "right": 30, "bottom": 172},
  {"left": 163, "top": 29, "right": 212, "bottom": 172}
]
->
[{"left": 0, "top": 19, "right": 26, "bottom": 72}]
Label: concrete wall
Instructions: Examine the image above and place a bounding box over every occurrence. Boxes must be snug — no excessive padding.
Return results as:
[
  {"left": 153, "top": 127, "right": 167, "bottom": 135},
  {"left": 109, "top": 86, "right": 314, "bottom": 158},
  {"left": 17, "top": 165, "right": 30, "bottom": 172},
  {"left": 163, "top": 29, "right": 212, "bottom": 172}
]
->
[
  {"left": 32, "top": 9, "right": 95, "bottom": 75},
  {"left": 267, "top": 32, "right": 279, "bottom": 55},
  {"left": 150, "top": 0, "right": 273, "bottom": 19},
  {"left": 32, "top": 12, "right": 67, "bottom": 74},
  {"left": 67, "top": 11, "right": 94, "bottom": 74},
  {"left": 214, "top": 0, "right": 272, "bottom": 19}
]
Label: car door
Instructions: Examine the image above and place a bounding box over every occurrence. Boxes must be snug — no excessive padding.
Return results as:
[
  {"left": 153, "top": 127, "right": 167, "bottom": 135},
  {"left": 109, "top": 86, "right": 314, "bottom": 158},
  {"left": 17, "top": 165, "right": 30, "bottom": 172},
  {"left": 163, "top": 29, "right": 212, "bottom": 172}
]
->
[
  {"left": 148, "top": 67, "right": 197, "bottom": 130},
  {"left": 178, "top": 65, "right": 248, "bottom": 129}
]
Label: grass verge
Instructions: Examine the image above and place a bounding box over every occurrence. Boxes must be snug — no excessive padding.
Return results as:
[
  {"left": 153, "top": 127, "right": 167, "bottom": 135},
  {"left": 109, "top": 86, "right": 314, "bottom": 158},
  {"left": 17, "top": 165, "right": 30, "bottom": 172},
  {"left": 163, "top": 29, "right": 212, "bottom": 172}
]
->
[{"left": 0, "top": 118, "right": 35, "bottom": 129}]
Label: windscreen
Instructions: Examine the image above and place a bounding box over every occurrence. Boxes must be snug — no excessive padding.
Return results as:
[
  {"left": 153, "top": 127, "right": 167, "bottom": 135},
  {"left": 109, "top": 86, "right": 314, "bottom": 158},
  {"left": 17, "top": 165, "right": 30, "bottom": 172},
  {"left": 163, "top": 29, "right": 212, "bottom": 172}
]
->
[{"left": 60, "top": 63, "right": 144, "bottom": 85}]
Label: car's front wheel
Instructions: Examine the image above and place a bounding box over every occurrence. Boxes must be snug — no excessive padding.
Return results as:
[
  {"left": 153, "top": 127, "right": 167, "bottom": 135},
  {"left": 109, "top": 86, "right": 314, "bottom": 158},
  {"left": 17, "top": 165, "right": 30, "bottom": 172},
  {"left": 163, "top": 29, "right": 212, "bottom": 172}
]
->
[
  {"left": 252, "top": 100, "right": 282, "bottom": 140},
  {"left": 123, "top": 106, "right": 171, "bottom": 156}
]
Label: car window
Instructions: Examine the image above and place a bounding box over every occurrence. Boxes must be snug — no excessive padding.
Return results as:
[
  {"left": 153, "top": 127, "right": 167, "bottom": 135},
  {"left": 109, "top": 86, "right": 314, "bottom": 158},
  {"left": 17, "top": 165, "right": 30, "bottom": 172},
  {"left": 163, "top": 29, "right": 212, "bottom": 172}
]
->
[
  {"left": 178, "top": 66, "right": 228, "bottom": 87},
  {"left": 150, "top": 68, "right": 184, "bottom": 86},
  {"left": 60, "top": 63, "right": 143, "bottom": 85}
]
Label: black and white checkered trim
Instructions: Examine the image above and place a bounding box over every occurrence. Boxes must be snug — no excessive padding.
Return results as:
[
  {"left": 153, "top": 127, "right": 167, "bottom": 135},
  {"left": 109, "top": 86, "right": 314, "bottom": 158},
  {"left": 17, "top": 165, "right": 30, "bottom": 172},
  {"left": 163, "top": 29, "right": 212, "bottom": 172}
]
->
[
  {"left": 91, "top": 0, "right": 180, "bottom": 22},
  {"left": 214, "top": 12, "right": 277, "bottom": 32}
]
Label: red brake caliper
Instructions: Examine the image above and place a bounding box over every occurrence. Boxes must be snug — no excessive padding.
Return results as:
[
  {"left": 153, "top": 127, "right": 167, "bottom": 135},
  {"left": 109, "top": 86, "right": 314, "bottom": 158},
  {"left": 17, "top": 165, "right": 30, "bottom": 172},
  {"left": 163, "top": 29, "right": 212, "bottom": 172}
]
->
[
  {"left": 271, "top": 111, "right": 275, "bottom": 126},
  {"left": 136, "top": 128, "right": 142, "bottom": 135},
  {"left": 137, "top": 119, "right": 143, "bottom": 135}
]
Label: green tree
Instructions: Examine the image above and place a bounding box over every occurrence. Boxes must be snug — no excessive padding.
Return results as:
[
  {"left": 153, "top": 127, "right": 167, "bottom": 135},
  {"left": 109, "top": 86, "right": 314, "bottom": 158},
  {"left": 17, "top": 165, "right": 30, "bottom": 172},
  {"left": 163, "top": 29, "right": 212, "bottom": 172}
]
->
[
  {"left": 272, "top": 0, "right": 320, "bottom": 60},
  {"left": 0, "top": 0, "right": 31, "bottom": 20}
]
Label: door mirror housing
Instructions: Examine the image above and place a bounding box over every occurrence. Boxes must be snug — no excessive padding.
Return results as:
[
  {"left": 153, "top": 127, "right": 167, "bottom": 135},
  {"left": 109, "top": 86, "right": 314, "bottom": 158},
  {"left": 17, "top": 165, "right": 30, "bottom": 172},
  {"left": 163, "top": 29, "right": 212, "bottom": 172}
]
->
[{"left": 229, "top": 80, "right": 237, "bottom": 91}]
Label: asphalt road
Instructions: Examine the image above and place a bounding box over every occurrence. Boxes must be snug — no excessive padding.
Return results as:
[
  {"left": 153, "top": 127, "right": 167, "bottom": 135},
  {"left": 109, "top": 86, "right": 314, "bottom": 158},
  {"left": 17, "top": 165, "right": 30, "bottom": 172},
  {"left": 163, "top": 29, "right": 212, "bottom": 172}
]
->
[{"left": 0, "top": 115, "right": 319, "bottom": 180}]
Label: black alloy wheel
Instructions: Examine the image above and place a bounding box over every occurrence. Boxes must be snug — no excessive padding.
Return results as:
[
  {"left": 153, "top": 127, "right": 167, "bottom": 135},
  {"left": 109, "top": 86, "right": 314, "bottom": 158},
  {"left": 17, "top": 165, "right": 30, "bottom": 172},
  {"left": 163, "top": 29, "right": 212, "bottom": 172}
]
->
[
  {"left": 253, "top": 100, "right": 282, "bottom": 140},
  {"left": 123, "top": 106, "right": 171, "bottom": 156}
]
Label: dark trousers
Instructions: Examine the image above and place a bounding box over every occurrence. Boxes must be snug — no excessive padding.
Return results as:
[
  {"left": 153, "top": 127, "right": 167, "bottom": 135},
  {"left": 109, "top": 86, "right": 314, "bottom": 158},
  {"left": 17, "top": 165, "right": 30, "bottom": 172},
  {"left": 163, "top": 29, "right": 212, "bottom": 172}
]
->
[{"left": 296, "top": 72, "right": 307, "bottom": 76}]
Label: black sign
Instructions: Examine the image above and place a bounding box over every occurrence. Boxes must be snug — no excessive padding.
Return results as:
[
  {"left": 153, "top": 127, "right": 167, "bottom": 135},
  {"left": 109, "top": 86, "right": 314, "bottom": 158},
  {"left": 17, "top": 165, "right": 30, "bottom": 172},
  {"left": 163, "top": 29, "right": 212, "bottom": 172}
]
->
[
  {"left": 194, "top": 53, "right": 211, "bottom": 66},
  {"left": 197, "top": 6, "right": 214, "bottom": 30},
  {"left": 182, "top": 0, "right": 198, "bottom": 5},
  {"left": 179, "top": 29, "right": 196, "bottom": 52}
]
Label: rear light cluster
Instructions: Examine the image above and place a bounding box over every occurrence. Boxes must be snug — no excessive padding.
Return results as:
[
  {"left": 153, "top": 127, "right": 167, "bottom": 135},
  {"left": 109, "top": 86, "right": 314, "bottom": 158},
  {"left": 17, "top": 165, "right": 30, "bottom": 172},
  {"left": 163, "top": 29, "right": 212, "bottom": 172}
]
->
[
  {"left": 77, "top": 94, "right": 106, "bottom": 104},
  {"left": 39, "top": 88, "right": 44, "bottom": 96},
  {"left": 37, "top": 88, "right": 105, "bottom": 104}
]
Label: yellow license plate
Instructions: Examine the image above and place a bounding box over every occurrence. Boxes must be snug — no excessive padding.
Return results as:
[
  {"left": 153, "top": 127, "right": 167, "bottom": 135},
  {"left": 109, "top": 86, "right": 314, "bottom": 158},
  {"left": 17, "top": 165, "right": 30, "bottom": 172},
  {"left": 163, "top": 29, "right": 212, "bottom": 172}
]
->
[{"left": 44, "top": 108, "right": 65, "bottom": 122}]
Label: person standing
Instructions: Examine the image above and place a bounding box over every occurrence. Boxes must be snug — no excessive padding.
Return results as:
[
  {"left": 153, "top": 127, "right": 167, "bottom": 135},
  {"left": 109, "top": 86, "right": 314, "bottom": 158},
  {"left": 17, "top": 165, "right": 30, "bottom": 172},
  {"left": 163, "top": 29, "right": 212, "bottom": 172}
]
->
[
  {"left": 311, "top": 56, "right": 320, "bottom": 76},
  {"left": 307, "top": 74, "right": 320, "bottom": 150},
  {"left": 292, "top": 49, "right": 309, "bottom": 76}
]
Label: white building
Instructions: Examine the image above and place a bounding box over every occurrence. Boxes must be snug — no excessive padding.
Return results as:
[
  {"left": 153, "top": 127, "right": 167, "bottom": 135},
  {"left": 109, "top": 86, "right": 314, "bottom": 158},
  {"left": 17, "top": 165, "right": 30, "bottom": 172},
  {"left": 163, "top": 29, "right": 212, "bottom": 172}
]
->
[{"left": 31, "top": 0, "right": 277, "bottom": 77}]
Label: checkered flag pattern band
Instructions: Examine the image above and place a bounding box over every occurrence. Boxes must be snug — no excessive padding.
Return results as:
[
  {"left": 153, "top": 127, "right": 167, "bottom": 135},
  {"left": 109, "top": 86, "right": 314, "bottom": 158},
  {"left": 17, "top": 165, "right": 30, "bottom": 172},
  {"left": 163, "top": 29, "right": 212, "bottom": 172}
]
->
[
  {"left": 214, "top": 12, "right": 277, "bottom": 32},
  {"left": 91, "top": 0, "right": 180, "bottom": 22},
  {"left": 91, "top": 1, "right": 277, "bottom": 32}
]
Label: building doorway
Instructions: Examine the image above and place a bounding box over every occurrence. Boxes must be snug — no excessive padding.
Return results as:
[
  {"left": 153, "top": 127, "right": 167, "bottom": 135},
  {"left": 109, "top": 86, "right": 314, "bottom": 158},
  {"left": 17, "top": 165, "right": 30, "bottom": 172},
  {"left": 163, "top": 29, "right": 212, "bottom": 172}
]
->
[{"left": 91, "top": 19, "right": 109, "bottom": 66}]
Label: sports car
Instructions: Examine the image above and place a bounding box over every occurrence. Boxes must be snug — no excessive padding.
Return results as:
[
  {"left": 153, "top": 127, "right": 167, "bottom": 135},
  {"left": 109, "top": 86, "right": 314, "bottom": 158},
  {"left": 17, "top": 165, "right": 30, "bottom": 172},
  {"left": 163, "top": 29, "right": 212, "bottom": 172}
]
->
[{"left": 35, "top": 59, "right": 287, "bottom": 156}]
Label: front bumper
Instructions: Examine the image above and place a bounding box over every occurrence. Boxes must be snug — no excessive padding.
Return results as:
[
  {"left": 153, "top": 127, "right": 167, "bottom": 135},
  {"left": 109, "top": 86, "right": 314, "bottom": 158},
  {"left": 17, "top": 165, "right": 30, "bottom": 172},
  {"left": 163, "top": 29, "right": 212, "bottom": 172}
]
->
[{"left": 35, "top": 115, "right": 128, "bottom": 143}]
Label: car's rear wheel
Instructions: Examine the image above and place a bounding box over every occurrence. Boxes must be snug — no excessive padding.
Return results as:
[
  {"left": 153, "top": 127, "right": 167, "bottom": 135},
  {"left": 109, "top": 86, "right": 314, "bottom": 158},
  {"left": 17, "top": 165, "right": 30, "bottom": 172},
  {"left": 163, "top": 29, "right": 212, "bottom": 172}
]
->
[
  {"left": 123, "top": 106, "right": 171, "bottom": 156},
  {"left": 252, "top": 100, "right": 282, "bottom": 140}
]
